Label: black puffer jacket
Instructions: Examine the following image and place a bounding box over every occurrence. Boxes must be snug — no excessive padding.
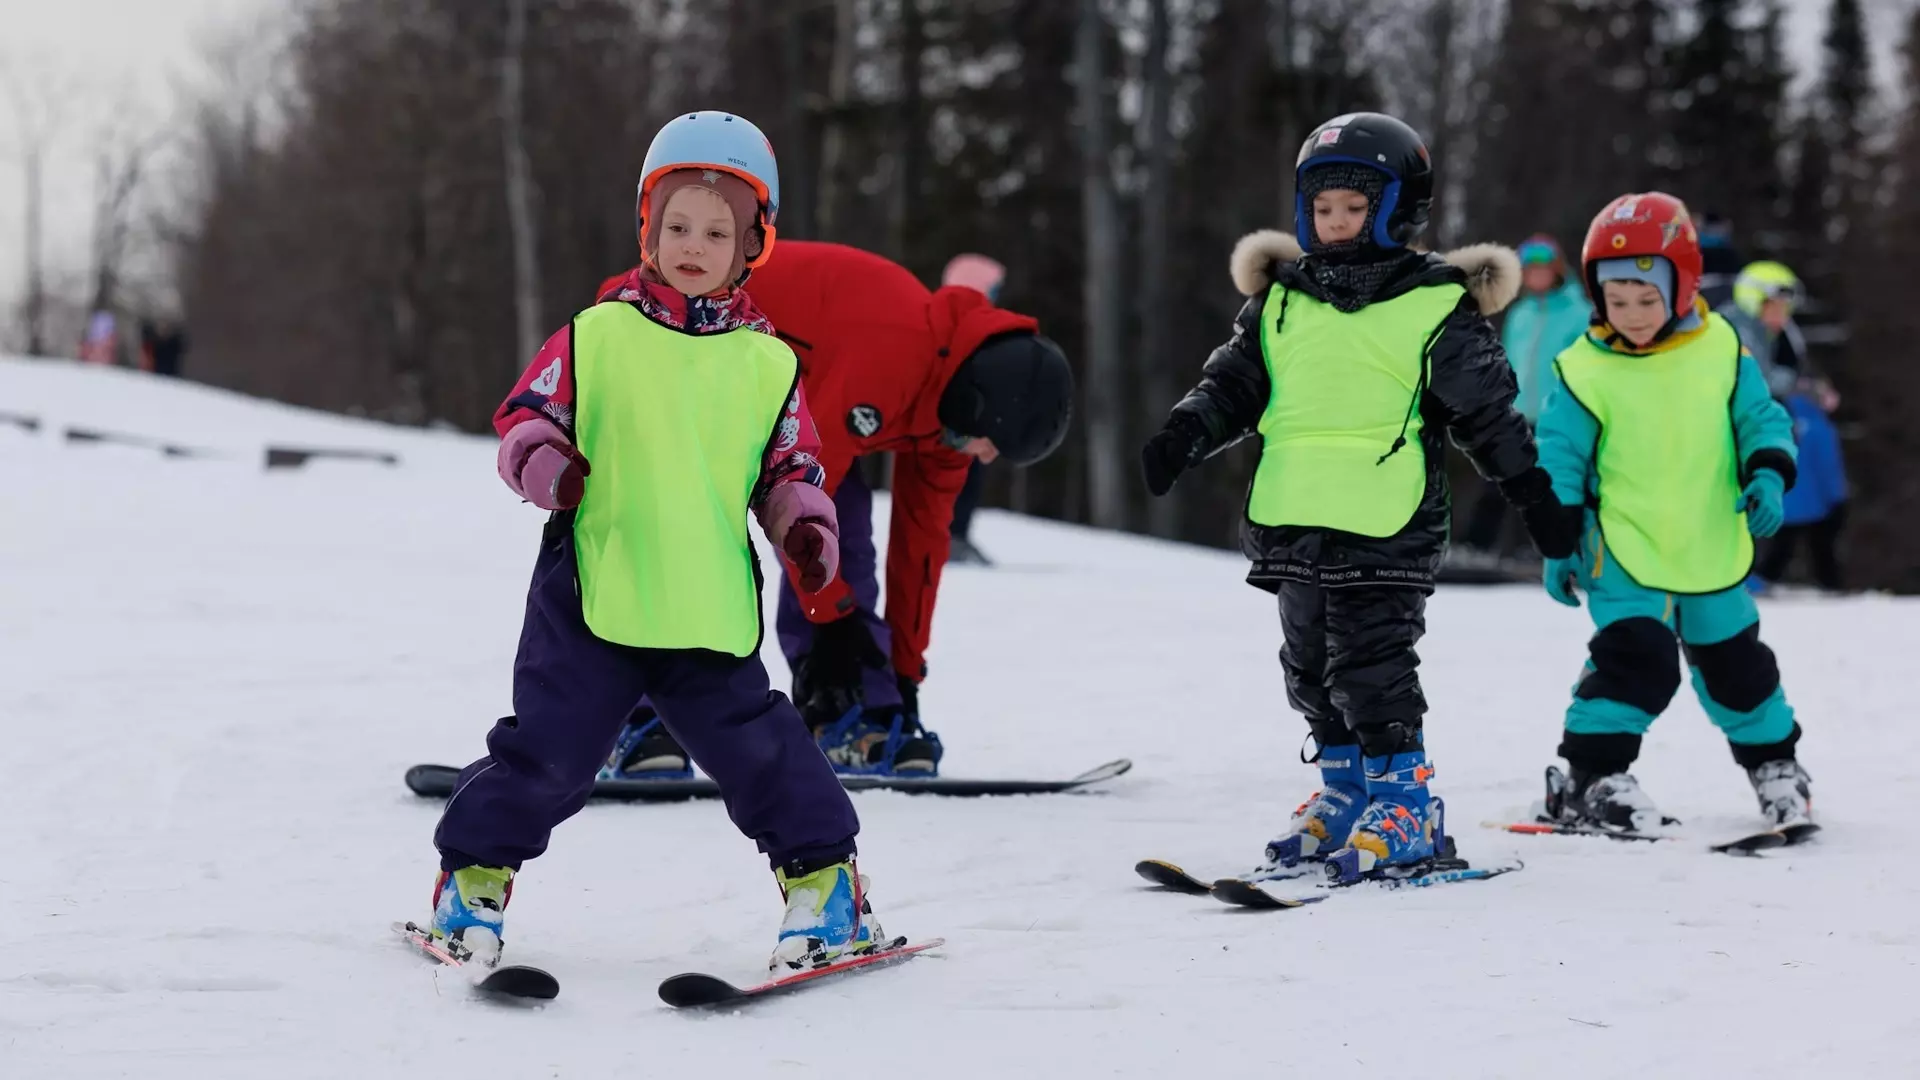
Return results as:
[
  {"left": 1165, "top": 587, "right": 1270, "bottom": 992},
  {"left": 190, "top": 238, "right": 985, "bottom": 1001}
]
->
[{"left": 1166, "top": 229, "right": 1538, "bottom": 592}]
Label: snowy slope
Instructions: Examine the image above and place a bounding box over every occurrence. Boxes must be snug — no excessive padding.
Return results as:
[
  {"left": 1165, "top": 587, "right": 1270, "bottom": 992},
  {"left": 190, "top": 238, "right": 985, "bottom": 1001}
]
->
[{"left": 2, "top": 358, "right": 1914, "bottom": 1080}]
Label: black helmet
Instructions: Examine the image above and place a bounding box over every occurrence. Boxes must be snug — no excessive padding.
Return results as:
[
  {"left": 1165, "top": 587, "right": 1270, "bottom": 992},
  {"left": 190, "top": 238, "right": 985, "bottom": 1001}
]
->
[
  {"left": 936, "top": 332, "right": 1074, "bottom": 466},
  {"left": 1293, "top": 112, "right": 1433, "bottom": 250}
]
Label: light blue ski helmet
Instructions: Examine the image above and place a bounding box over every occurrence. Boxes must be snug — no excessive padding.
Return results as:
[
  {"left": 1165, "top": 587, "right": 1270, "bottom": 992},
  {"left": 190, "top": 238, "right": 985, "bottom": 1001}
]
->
[{"left": 636, "top": 111, "right": 780, "bottom": 269}]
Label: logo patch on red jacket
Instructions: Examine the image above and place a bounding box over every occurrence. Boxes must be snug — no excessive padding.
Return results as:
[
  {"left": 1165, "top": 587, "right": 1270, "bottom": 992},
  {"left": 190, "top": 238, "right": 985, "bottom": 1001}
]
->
[{"left": 847, "top": 405, "right": 883, "bottom": 438}]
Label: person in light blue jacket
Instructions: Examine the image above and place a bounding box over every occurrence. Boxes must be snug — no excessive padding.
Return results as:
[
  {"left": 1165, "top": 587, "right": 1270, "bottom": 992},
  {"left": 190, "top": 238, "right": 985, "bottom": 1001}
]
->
[
  {"left": 1753, "top": 380, "right": 1849, "bottom": 591},
  {"left": 1459, "top": 235, "right": 1591, "bottom": 556}
]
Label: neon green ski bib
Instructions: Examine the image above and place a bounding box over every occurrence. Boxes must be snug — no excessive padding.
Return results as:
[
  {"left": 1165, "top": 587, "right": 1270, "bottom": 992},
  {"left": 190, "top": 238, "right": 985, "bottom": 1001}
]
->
[
  {"left": 570, "top": 302, "right": 799, "bottom": 656},
  {"left": 1555, "top": 315, "right": 1751, "bottom": 594},
  {"left": 1247, "top": 282, "right": 1464, "bottom": 537}
]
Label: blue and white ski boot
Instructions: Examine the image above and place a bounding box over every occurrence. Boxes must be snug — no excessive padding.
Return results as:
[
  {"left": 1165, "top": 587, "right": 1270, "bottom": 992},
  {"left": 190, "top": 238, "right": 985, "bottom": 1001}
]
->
[
  {"left": 430, "top": 865, "right": 514, "bottom": 965},
  {"left": 1250, "top": 744, "right": 1366, "bottom": 878},
  {"left": 770, "top": 858, "right": 886, "bottom": 974},
  {"left": 1326, "top": 749, "right": 1445, "bottom": 885},
  {"left": 812, "top": 707, "right": 943, "bottom": 776},
  {"left": 599, "top": 711, "right": 693, "bottom": 781}
]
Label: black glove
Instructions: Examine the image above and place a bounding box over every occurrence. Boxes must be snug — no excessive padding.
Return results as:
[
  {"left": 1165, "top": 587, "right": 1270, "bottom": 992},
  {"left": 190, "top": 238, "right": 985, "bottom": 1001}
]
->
[
  {"left": 791, "top": 615, "right": 888, "bottom": 721},
  {"left": 1502, "top": 467, "right": 1583, "bottom": 560},
  {"left": 1141, "top": 417, "right": 1203, "bottom": 497}
]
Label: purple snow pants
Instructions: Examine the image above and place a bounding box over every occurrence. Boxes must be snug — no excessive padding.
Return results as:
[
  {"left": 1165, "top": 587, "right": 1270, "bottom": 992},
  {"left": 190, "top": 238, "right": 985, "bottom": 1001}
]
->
[
  {"left": 434, "top": 523, "right": 859, "bottom": 872},
  {"left": 774, "top": 467, "right": 903, "bottom": 710}
]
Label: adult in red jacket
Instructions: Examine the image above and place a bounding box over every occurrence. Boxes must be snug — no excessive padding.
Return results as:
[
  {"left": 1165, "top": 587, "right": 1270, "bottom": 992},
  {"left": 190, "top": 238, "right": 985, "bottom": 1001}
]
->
[{"left": 602, "top": 241, "right": 1072, "bottom": 776}]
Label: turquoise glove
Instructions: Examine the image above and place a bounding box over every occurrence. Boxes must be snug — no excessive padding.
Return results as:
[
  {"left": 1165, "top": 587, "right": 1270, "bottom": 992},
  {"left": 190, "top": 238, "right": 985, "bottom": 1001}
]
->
[
  {"left": 1544, "top": 556, "right": 1583, "bottom": 608},
  {"left": 1737, "top": 470, "right": 1787, "bottom": 539}
]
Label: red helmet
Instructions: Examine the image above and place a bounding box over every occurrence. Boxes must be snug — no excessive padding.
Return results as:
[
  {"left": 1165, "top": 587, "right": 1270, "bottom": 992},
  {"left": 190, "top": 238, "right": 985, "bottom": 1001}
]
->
[{"left": 1580, "top": 192, "right": 1702, "bottom": 320}]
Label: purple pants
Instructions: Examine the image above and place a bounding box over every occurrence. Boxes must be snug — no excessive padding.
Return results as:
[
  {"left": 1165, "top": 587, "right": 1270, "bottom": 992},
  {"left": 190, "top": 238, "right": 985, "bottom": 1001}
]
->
[
  {"left": 434, "top": 525, "right": 859, "bottom": 871},
  {"left": 775, "top": 467, "right": 902, "bottom": 710}
]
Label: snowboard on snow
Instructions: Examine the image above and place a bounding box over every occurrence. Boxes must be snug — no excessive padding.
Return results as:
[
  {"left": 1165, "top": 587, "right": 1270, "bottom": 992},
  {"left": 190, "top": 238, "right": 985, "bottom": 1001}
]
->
[
  {"left": 395, "top": 921, "right": 559, "bottom": 1001},
  {"left": 658, "top": 937, "right": 943, "bottom": 1008},
  {"left": 404, "top": 758, "right": 1131, "bottom": 802}
]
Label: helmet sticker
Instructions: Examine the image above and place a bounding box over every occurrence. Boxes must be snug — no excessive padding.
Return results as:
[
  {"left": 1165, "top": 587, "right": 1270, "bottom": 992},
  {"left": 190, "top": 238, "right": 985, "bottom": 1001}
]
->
[
  {"left": 1635, "top": 256, "right": 1655, "bottom": 270},
  {"left": 1611, "top": 234, "right": 1628, "bottom": 249},
  {"left": 1316, "top": 126, "right": 1343, "bottom": 146}
]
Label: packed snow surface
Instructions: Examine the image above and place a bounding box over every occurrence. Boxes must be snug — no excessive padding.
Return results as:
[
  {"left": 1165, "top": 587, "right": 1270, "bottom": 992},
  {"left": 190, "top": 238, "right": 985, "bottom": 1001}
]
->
[{"left": 2, "top": 357, "right": 1912, "bottom": 1079}]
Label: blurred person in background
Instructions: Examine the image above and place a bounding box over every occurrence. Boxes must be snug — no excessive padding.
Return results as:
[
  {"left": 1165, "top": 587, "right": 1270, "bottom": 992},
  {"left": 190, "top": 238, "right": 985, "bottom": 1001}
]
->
[
  {"left": 139, "top": 318, "right": 187, "bottom": 378},
  {"left": 78, "top": 310, "right": 119, "bottom": 365},
  {"left": 1752, "top": 376, "right": 1849, "bottom": 593},
  {"left": 1694, "top": 210, "right": 1746, "bottom": 309},
  {"left": 1718, "top": 260, "right": 1811, "bottom": 399},
  {"left": 1459, "top": 234, "right": 1590, "bottom": 563},
  {"left": 939, "top": 252, "right": 1009, "bottom": 567}
]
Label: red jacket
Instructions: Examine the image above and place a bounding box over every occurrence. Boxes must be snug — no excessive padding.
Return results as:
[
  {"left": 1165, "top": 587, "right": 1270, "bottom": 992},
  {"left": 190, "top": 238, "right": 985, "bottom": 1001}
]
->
[{"left": 608, "top": 241, "right": 1036, "bottom": 682}]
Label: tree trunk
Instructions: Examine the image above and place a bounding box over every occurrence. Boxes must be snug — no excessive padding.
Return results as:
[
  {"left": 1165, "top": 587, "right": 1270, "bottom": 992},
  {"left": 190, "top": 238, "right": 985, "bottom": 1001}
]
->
[
  {"left": 23, "top": 142, "right": 45, "bottom": 356},
  {"left": 815, "top": 0, "right": 861, "bottom": 239},
  {"left": 893, "top": 0, "right": 926, "bottom": 261},
  {"left": 502, "top": 0, "right": 543, "bottom": 361},
  {"left": 1140, "top": 0, "right": 1178, "bottom": 537},
  {"left": 1076, "top": 0, "right": 1125, "bottom": 529}
]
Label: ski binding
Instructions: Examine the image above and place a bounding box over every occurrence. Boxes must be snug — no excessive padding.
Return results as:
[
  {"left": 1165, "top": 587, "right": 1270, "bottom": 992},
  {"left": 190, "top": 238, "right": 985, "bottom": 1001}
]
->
[{"left": 394, "top": 920, "right": 559, "bottom": 1001}]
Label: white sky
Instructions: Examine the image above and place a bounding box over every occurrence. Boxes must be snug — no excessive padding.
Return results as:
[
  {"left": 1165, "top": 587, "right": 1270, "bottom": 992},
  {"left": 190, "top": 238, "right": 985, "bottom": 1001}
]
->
[{"left": 0, "top": 0, "right": 1906, "bottom": 325}]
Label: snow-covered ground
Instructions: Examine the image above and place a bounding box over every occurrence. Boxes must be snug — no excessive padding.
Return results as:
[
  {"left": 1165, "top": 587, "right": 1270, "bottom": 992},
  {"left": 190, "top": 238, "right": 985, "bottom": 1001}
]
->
[{"left": 3, "top": 357, "right": 1913, "bottom": 1079}]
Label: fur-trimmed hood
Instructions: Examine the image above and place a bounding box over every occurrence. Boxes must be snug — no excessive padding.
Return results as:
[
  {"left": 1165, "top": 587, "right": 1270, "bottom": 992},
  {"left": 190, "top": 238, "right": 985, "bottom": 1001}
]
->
[{"left": 1228, "top": 229, "right": 1523, "bottom": 315}]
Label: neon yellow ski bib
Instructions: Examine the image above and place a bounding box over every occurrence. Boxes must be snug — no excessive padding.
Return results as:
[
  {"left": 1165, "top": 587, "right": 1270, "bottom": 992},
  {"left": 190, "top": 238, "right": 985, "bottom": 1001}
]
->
[
  {"left": 570, "top": 302, "right": 799, "bottom": 656},
  {"left": 1248, "top": 283, "right": 1464, "bottom": 537},
  {"left": 1555, "top": 315, "right": 1751, "bottom": 593}
]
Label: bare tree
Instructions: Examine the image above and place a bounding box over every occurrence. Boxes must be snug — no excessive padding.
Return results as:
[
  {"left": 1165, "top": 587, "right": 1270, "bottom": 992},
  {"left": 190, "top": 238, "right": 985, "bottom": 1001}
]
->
[
  {"left": 1077, "top": 0, "right": 1126, "bottom": 529},
  {"left": 1138, "top": 0, "right": 1178, "bottom": 537},
  {"left": 815, "top": 0, "right": 863, "bottom": 238},
  {"left": 502, "top": 0, "right": 543, "bottom": 360},
  {"left": 1, "top": 54, "right": 75, "bottom": 356},
  {"left": 84, "top": 89, "right": 168, "bottom": 317}
]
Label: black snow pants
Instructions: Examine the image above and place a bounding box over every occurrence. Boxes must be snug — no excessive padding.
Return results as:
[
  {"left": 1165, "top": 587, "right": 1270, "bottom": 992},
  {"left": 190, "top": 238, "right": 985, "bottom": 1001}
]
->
[{"left": 1277, "top": 581, "right": 1428, "bottom": 759}]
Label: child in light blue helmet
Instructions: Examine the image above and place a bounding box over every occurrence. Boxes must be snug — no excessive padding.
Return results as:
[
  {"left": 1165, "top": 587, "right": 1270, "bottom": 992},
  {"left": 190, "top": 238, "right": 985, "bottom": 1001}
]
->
[{"left": 428, "top": 112, "right": 902, "bottom": 979}]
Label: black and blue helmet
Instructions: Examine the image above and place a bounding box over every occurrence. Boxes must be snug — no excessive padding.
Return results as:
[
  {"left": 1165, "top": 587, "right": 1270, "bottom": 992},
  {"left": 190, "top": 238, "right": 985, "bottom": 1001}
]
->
[{"left": 1293, "top": 112, "right": 1434, "bottom": 250}]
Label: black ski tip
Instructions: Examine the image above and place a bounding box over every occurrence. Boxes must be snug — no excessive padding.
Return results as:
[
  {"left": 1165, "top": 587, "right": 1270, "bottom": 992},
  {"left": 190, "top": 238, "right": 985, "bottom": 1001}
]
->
[
  {"left": 1073, "top": 758, "right": 1134, "bottom": 785},
  {"left": 659, "top": 972, "right": 742, "bottom": 1008},
  {"left": 1210, "top": 878, "right": 1313, "bottom": 909},
  {"left": 404, "top": 764, "right": 461, "bottom": 797},
  {"left": 1711, "top": 830, "right": 1790, "bottom": 855},
  {"left": 475, "top": 965, "right": 560, "bottom": 1000},
  {"left": 1134, "top": 859, "right": 1212, "bottom": 894},
  {"left": 1779, "top": 822, "right": 1822, "bottom": 846}
]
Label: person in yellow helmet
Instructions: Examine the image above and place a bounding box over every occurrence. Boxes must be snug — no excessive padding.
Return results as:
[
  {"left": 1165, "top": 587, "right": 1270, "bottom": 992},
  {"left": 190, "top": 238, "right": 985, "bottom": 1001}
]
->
[{"left": 1717, "top": 260, "right": 1809, "bottom": 398}]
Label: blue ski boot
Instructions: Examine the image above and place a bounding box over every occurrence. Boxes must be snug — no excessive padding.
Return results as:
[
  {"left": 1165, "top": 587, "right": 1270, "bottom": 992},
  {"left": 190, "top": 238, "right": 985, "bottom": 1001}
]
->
[
  {"left": 1252, "top": 744, "right": 1366, "bottom": 876},
  {"left": 430, "top": 865, "right": 514, "bottom": 965},
  {"left": 1326, "top": 749, "right": 1442, "bottom": 885},
  {"left": 812, "top": 707, "right": 943, "bottom": 776},
  {"left": 770, "top": 857, "right": 886, "bottom": 974},
  {"left": 599, "top": 711, "right": 693, "bottom": 781}
]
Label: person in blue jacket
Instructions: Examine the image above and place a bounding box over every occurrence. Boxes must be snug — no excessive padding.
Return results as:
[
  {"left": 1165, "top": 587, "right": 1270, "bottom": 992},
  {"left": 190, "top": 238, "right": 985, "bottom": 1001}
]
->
[
  {"left": 1459, "top": 234, "right": 1591, "bottom": 558},
  {"left": 1529, "top": 192, "right": 1813, "bottom": 838},
  {"left": 1754, "top": 379, "right": 1849, "bottom": 592}
]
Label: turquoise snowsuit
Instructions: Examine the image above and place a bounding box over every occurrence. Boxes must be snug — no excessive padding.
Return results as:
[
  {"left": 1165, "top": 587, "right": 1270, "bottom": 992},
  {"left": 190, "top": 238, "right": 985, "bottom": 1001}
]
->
[
  {"left": 1501, "top": 281, "right": 1592, "bottom": 422},
  {"left": 1535, "top": 317, "right": 1801, "bottom": 760}
]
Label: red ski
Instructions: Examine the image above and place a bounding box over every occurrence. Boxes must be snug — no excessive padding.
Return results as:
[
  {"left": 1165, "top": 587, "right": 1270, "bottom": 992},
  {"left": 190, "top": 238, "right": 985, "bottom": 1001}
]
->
[{"left": 658, "top": 937, "right": 943, "bottom": 1008}]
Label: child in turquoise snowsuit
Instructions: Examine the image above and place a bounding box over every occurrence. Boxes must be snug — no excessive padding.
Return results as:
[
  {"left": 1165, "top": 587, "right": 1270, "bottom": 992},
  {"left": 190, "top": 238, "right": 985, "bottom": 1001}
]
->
[{"left": 1531, "top": 191, "right": 1813, "bottom": 834}]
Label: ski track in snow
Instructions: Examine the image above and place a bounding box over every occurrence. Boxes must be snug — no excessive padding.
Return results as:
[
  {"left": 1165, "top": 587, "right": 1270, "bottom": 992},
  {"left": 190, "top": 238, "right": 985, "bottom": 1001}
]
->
[{"left": 2, "top": 357, "right": 1914, "bottom": 1079}]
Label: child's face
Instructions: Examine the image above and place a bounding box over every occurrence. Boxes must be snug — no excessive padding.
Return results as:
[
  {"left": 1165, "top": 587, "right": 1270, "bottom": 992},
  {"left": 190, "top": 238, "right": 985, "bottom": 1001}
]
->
[
  {"left": 1522, "top": 265, "right": 1558, "bottom": 295},
  {"left": 1310, "top": 189, "right": 1370, "bottom": 245},
  {"left": 656, "top": 185, "right": 738, "bottom": 295},
  {"left": 1601, "top": 280, "right": 1669, "bottom": 346},
  {"left": 1760, "top": 297, "right": 1792, "bottom": 332}
]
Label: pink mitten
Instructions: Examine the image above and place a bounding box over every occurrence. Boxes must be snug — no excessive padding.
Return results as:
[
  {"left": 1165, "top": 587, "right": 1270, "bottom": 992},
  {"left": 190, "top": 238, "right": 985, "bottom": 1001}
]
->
[
  {"left": 785, "top": 520, "right": 840, "bottom": 593},
  {"left": 497, "top": 418, "right": 589, "bottom": 510}
]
